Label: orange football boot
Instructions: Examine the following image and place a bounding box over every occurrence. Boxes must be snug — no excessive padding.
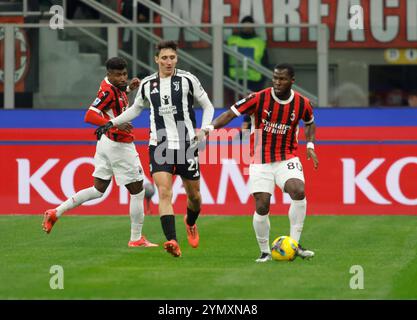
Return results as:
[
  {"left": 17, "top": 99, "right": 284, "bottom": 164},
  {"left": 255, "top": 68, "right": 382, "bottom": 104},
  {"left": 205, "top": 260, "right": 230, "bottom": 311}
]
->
[
  {"left": 128, "top": 236, "right": 158, "bottom": 247},
  {"left": 184, "top": 215, "right": 199, "bottom": 248},
  {"left": 163, "top": 240, "right": 182, "bottom": 257},
  {"left": 42, "top": 209, "right": 58, "bottom": 234}
]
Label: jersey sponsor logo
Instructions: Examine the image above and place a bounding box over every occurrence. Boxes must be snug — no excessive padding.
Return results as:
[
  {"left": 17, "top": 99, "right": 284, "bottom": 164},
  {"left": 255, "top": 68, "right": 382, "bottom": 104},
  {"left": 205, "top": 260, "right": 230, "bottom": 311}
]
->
[
  {"left": 158, "top": 105, "right": 177, "bottom": 116},
  {"left": 261, "top": 119, "right": 291, "bottom": 134},
  {"left": 151, "top": 87, "right": 159, "bottom": 94},
  {"left": 173, "top": 81, "right": 180, "bottom": 91}
]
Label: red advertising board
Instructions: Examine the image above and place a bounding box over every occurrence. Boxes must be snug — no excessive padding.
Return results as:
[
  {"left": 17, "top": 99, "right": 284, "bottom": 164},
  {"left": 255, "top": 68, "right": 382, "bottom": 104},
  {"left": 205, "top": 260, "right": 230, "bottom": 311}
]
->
[
  {"left": 1, "top": 127, "right": 416, "bottom": 215},
  {"left": 155, "top": 0, "right": 417, "bottom": 48}
]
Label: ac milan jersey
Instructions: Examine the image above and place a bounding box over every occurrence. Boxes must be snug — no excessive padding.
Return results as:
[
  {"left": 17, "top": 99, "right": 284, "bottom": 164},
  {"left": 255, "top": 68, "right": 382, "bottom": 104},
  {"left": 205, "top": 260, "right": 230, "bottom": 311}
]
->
[
  {"left": 89, "top": 77, "right": 134, "bottom": 143},
  {"left": 231, "top": 88, "right": 314, "bottom": 163}
]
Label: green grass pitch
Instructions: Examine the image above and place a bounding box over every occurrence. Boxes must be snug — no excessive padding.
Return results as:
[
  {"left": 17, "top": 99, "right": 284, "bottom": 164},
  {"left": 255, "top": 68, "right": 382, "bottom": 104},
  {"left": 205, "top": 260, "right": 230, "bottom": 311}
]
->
[{"left": 1, "top": 215, "right": 417, "bottom": 299}]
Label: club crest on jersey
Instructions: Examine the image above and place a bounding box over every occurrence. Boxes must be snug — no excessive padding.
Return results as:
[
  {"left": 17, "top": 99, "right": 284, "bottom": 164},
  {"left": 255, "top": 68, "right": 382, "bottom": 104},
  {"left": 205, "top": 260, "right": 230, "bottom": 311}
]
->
[
  {"left": 173, "top": 81, "right": 180, "bottom": 91},
  {"left": 152, "top": 82, "right": 158, "bottom": 87}
]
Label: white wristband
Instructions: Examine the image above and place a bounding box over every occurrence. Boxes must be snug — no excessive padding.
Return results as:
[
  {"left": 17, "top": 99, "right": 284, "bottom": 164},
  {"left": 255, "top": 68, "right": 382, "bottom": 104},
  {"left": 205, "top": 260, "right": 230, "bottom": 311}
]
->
[
  {"left": 204, "top": 125, "right": 214, "bottom": 132},
  {"left": 306, "top": 142, "right": 315, "bottom": 149}
]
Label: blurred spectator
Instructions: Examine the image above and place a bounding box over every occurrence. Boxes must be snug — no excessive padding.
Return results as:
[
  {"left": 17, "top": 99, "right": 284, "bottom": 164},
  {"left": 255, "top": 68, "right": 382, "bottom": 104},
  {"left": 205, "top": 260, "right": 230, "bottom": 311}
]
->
[
  {"left": 122, "top": 0, "right": 151, "bottom": 22},
  {"left": 331, "top": 82, "right": 368, "bottom": 107},
  {"left": 66, "top": 0, "right": 99, "bottom": 19},
  {"left": 226, "top": 15, "right": 268, "bottom": 94},
  {"left": 385, "top": 89, "right": 405, "bottom": 106},
  {"left": 407, "top": 90, "right": 417, "bottom": 107}
]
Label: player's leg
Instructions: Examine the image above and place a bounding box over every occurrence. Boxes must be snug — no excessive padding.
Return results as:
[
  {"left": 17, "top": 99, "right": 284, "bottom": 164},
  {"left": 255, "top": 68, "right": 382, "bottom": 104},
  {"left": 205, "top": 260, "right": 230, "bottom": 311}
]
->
[
  {"left": 111, "top": 140, "right": 157, "bottom": 247},
  {"left": 153, "top": 171, "right": 181, "bottom": 257},
  {"left": 181, "top": 178, "right": 201, "bottom": 248},
  {"left": 284, "top": 178, "right": 306, "bottom": 242},
  {"left": 249, "top": 164, "right": 275, "bottom": 262},
  {"left": 252, "top": 192, "right": 272, "bottom": 262},
  {"left": 276, "top": 157, "right": 314, "bottom": 259},
  {"left": 125, "top": 180, "right": 158, "bottom": 247},
  {"left": 42, "top": 177, "right": 109, "bottom": 234}
]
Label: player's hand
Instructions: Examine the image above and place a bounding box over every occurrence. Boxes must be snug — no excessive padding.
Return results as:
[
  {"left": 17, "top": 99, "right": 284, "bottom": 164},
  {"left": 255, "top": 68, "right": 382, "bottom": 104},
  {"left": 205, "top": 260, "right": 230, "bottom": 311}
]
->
[
  {"left": 128, "top": 78, "right": 141, "bottom": 91},
  {"left": 116, "top": 122, "right": 133, "bottom": 133},
  {"left": 307, "top": 148, "right": 319, "bottom": 169},
  {"left": 196, "top": 129, "right": 208, "bottom": 143},
  {"left": 95, "top": 121, "right": 113, "bottom": 140}
]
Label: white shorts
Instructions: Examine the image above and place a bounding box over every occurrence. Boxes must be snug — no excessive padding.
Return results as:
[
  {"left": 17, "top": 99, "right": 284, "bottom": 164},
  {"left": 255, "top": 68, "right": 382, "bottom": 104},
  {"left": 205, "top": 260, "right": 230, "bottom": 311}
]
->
[
  {"left": 249, "top": 157, "right": 305, "bottom": 194},
  {"left": 93, "top": 135, "right": 144, "bottom": 186}
]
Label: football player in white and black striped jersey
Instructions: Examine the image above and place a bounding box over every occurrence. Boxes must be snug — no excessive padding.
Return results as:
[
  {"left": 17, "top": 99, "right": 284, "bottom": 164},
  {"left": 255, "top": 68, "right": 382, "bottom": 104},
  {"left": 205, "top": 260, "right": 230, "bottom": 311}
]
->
[{"left": 97, "top": 41, "right": 214, "bottom": 257}]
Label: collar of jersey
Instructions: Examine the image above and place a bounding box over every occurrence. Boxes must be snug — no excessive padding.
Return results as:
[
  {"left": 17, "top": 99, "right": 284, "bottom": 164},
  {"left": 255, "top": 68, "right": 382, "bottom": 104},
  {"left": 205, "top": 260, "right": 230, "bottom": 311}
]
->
[
  {"left": 158, "top": 68, "right": 177, "bottom": 79},
  {"left": 271, "top": 88, "right": 294, "bottom": 105}
]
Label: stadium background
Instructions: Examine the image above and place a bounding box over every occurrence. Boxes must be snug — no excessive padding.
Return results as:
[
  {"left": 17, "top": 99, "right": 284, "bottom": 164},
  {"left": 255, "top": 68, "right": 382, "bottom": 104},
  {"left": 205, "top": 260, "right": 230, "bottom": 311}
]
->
[{"left": 1, "top": 0, "right": 417, "bottom": 302}]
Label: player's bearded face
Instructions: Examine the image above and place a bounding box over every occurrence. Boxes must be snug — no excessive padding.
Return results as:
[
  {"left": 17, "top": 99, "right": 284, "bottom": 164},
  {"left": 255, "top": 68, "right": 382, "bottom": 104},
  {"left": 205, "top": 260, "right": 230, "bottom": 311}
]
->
[
  {"left": 156, "top": 48, "right": 178, "bottom": 77},
  {"left": 272, "top": 69, "right": 294, "bottom": 97},
  {"left": 108, "top": 69, "right": 128, "bottom": 91}
]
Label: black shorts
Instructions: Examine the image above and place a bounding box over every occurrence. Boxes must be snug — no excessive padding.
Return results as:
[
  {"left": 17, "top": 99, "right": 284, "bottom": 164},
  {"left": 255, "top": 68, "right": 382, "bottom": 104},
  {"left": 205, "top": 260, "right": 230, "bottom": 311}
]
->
[{"left": 149, "top": 143, "right": 200, "bottom": 180}]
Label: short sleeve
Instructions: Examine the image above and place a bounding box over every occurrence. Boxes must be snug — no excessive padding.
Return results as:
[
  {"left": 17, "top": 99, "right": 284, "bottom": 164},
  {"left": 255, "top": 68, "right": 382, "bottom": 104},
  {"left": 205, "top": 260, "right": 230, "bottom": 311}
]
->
[
  {"left": 189, "top": 74, "right": 207, "bottom": 100},
  {"left": 303, "top": 99, "right": 314, "bottom": 125},
  {"left": 89, "top": 89, "right": 113, "bottom": 111},
  {"left": 230, "top": 93, "right": 258, "bottom": 116}
]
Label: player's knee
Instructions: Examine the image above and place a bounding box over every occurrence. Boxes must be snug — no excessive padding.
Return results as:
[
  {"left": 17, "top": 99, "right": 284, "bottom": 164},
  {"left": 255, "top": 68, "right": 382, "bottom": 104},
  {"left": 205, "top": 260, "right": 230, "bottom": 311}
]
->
[
  {"left": 158, "top": 186, "right": 173, "bottom": 201},
  {"left": 256, "top": 203, "right": 270, "bottom": 215},
  {"left": 188, "top": 191, "right": 201, "bottom": 206},
  {"left": 92, "top": 187, "right": 104, "bottom": 198},
  {"left": 289, "top": 188, "right": 305, "bottom": 200}
]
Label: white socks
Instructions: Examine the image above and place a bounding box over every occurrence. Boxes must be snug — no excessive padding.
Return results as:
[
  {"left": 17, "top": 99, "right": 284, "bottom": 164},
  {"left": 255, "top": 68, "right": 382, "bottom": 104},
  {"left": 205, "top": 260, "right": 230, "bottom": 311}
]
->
[
  {"left": 253, "top": 212, "right": 271, "bottom": 254},
  {"left": 129, "top": 190, "right": 145, "bottom": 241},
  {"left": 288, "top": 198, "right": 307, "bottom": 243},
  {"left": 55, "top": 187, "right": 103, "bottom": 217}
]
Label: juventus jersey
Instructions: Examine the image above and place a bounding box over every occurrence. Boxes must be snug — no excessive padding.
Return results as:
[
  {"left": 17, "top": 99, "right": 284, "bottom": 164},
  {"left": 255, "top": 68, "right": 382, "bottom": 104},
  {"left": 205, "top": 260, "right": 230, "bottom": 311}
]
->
[{"left": 133, "top": 69, "right": 209, "bottom": 149}]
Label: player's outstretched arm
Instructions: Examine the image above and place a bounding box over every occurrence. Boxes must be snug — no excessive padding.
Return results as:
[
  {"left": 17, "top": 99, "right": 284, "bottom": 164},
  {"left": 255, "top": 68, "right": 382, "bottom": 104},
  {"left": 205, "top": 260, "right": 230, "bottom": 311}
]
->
[
  {"left": 305, "top": 122, "right": 319, "bottom": 169},
  {"left": 197, "top": 109, "right": 238, "bottom": 141}
]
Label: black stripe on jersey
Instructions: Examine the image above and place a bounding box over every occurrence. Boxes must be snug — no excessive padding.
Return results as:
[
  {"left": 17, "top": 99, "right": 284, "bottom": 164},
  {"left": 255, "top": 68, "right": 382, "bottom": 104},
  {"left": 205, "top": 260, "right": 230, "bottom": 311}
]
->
[
  {"left": 280, "top": 99, "right": 296, "bottom": 160},
  {"left": 255, "top": 91, "right": 265, "bottom": 163},
  {"left": 289, "top": 97, "right": 304, "bottom": 154},
  {"left": 110, "top": 87, "right": 121, "bottom": 116},
  {"left": 172, "top": 76, "right": 188, "bottom": 141},
  {"left": 149, "top": 78, "right": 166, "bottom": 143},
  {"left": 185, "top": 78, "right": 197, "bottom": 129},
  {"left": 271, "top": 101, "right": 285, "bottom": 163},
  {"left": 94, "top": 91, "right": 111, "bottom": 109},
  {"left": 261, "top": 93, "right": 273, "bottom": 164}
]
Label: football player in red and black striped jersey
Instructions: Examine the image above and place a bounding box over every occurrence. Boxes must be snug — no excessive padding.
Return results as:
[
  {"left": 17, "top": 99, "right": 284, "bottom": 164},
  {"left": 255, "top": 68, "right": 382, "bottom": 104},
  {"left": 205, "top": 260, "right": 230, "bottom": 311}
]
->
[
  {"left": 42, "top": 57, "right": 157, "bottom": 248},
  {"left": 199, "top": 63, "right": 318, "bottom": 262}
]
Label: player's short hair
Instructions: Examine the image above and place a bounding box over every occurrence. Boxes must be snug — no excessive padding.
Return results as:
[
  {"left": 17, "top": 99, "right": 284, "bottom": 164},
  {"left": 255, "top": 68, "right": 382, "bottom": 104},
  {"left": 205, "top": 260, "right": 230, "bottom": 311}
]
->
[
  {"left": 274, "top": 63, "right": 295, "bottom": 78},
  {"left": 106, "top": 57, "right": 127, "bottom": 71},
  {"left": 155, "top": 40, "right": 178, "bottom": 56}
]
